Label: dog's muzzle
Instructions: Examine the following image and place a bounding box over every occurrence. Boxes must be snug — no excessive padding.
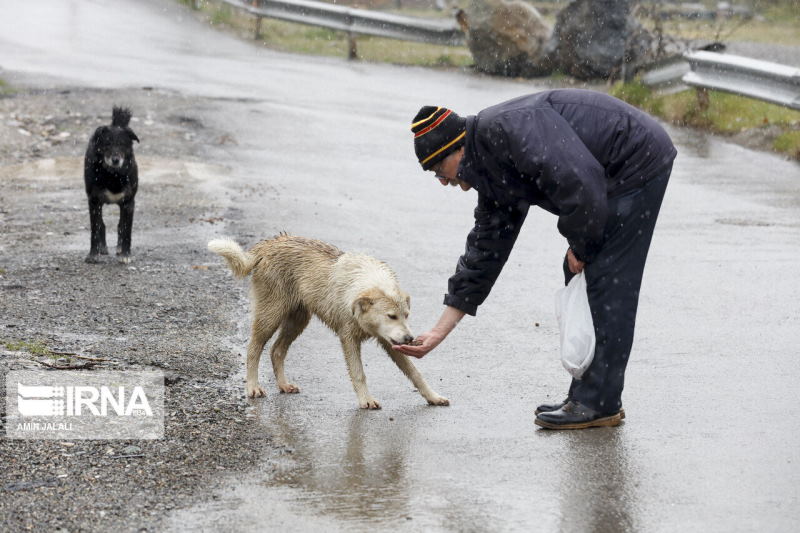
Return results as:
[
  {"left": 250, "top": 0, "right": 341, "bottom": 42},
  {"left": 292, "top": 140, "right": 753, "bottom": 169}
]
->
[
  {"left": 104, "top": 155, "right": 125, "bottom": 168},
  {"left": 392, "top": 334, "right": 415, "bottom": 345}
]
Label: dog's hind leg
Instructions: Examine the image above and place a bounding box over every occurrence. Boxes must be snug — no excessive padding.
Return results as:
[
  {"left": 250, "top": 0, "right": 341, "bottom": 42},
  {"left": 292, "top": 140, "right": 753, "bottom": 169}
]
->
[
  {"left": 379, "top": 340, "right": 450, "bottom": 406},
  {"left": 245, "top": 310, "right": 282, "bottom": 398},
  {"left": 341, "top": 337, "right": 380, "bottom": 409},
  {"left": 270, "top": 307, "right": 311, "bottom": 394}
]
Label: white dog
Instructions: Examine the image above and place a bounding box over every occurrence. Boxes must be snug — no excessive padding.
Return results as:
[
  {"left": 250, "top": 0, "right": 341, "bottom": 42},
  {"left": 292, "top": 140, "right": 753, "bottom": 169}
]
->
[{"left": 208, "top": 234, "right": 449, "bottom": 409}]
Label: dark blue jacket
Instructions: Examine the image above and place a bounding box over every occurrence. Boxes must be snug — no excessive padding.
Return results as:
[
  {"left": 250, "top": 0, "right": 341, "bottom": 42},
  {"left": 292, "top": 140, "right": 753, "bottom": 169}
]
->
[{"left": 444, "top": 89, "right": 677, "bottom": 316}]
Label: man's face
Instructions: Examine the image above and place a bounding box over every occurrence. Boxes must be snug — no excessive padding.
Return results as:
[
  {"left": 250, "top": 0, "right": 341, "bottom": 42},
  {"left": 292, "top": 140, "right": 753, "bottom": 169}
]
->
[{"left": 430, "top": 148, "right": 470, "bottom": 191}]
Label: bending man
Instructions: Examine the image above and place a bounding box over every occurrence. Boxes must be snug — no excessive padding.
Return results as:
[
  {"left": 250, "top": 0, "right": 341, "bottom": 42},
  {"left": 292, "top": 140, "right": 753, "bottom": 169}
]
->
[{"left": 393, "top": 89, "right": 677, "bottom": 430}]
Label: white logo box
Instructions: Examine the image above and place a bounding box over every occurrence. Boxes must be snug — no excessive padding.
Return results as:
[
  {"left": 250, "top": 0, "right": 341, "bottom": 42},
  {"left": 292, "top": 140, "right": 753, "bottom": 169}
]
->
[{"left": 6, "top": 370, "right": 164, "bottom": 440}]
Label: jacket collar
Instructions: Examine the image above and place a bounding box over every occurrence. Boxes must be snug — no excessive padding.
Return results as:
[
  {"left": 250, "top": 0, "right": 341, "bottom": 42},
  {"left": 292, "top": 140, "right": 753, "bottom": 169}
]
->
[{"left": 457, "top": 116, "right": 482, "bottom": 191}]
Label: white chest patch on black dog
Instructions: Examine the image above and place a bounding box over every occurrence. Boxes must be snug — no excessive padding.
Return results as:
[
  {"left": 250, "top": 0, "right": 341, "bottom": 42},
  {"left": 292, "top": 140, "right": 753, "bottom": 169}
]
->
[{"left": 104, "top": 190, "right": 126, "bottom": 203}]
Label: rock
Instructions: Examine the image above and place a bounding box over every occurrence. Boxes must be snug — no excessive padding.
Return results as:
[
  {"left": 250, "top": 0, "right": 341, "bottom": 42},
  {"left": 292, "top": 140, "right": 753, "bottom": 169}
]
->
[
  {"left": 461, "top": 0, "right": 553, "bottom": 77},
  {"left": 547, "top": 0, "right": 654, "bottom": 80},
  {"left": 163, "top": 371, "right": 184, "bottom": 386},
  {"left": 121, "top": 445, "right": 142, "bottom": 455}
]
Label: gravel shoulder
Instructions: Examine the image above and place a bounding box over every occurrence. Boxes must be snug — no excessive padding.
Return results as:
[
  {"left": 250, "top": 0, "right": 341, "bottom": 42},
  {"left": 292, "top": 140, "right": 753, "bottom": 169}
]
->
[{"left": 0, "top": 84, "right": 267, "bottom": 532}]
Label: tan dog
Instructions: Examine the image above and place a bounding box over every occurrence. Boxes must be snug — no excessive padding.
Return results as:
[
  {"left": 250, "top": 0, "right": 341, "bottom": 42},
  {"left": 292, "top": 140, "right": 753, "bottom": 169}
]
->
[{"left": 208, "top": 234, "right": 449, "bottom": 409}]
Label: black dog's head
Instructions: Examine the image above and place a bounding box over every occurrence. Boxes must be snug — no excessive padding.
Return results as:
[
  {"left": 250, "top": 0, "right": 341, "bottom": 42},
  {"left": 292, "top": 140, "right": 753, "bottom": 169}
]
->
[{"left": 91, "top": 106, "right": 139, "bottom": 170}]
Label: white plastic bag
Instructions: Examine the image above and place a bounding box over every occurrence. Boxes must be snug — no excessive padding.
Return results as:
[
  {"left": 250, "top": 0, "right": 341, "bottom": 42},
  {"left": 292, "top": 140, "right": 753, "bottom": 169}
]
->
[{"left": 554, "top": 272, "right": 595, "bottom": 379}]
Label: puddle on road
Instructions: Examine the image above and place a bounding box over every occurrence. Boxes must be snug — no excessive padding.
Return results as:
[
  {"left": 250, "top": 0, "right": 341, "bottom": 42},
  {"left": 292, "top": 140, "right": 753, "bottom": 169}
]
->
[
  {"left": 166, "top": 389, "right": 647, "bottom": 533},
  {"left": 165, "top": 314, "right": 644, "bottom": 533}
]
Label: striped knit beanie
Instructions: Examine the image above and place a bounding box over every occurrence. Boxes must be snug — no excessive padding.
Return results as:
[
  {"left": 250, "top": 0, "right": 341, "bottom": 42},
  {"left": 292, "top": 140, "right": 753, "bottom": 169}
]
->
[{"left": 411, "top": 106, "right": 466, "bottom": 170}]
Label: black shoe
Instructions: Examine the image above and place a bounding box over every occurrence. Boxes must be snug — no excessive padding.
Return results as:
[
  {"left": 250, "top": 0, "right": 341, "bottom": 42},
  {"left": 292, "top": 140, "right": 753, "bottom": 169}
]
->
[
  {"left": 534, "top": 401, "right": 623, "bottom": 430},
  {"left": 534, "top": 398, "right": 568, "bottom": 415},
  {"left": 535, "top": 399, "right": 625, "bottom": 419}
]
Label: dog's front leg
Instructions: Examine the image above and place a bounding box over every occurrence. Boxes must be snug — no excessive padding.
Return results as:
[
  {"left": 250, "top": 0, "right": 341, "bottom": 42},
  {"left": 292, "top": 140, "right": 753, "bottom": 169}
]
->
[
  {"left": 379, "top": 340, "right": 449, "bottom": 406},
  {"left": 116, "top": 198, "right": 134, "bottom": 263},
  {"left": 86, "top": 198, "right": 107, "bottom": 262},
  {"left": 340, "top": 338, "right": 380, "bottom": 409}
]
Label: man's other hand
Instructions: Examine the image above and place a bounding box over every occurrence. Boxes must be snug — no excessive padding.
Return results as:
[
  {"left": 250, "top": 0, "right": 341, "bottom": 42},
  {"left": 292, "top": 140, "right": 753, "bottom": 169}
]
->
[{"left": 567, "top": 248, "right": 585, "bottom": 274}]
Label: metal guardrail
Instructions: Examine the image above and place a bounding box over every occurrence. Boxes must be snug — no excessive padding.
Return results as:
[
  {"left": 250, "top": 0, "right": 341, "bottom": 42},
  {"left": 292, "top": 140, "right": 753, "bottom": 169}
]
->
[
  {"left": 641, "top": 51, "right": 800, "bottom": 111},
  {"left": 218, "top": 0, "right": 464, "bottom": 47},
  {"left": 682, "top": 51, "right": 800, "bottom": 110},
  {"left": 640, "top": 56, "right": 690, "bottom": 92}
]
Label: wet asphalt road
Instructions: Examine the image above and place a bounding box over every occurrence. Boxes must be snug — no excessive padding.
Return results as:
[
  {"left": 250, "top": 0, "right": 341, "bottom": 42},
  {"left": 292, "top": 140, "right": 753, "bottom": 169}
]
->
[{"left": 2, "top": 0, "right": 799, "bottom": 531}]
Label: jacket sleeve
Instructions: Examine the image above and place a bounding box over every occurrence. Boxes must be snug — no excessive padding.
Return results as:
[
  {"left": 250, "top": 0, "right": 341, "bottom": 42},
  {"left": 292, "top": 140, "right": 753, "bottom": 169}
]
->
[
  {"left": 497, "top": 108, "right": 608, "bottom": 262},
  {"left": 444, "top": 194, "right": 529, "bottom": 316}
]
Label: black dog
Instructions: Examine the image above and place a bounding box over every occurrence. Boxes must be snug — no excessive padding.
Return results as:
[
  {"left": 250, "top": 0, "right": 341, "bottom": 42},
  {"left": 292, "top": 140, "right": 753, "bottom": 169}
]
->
[{"left": 84, "top": 106, "right": 140, "bottom": 263}]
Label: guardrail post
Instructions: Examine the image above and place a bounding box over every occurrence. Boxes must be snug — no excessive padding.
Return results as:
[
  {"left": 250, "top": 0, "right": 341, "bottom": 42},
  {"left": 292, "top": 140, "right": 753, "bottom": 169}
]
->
[
  {"left": 344, "top": 13, "right": 357, "bottom": 60},
  {"left": 347, "top": 31, "right": 358, "bottom": 60},
  {"left": 695, "top": 87, "right": 710, "bottom": 112},
  {"left": 254, "top": 15, "right": 263, "bottom": 39}
]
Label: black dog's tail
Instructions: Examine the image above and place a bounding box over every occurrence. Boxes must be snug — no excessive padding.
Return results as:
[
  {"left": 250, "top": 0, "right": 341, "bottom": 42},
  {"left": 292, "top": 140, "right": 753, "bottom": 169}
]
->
[{"left": 112, "top": 106, "right": 132, "bottom": 127}]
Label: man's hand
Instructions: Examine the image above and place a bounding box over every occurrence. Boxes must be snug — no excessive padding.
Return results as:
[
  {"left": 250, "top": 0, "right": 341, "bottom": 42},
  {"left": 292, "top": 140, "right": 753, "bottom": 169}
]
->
[
  {"left": 392, "top": 330, "right": 446, "bottom": 359},
  {"left": 393, "top": 306, "right": 464, "bottom": 359},
  {"left": 567, "top": 248, "right": 585, "bottom": 274}
]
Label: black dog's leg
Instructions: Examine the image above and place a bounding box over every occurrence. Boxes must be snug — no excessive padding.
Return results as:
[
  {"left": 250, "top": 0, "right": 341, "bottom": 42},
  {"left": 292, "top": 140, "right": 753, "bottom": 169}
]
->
[
  {"left": 117, "top": 198, "right": 134, "bottom": 262},
  {"left": 86, "top": 198, "right": 107, "bottom": 262}
]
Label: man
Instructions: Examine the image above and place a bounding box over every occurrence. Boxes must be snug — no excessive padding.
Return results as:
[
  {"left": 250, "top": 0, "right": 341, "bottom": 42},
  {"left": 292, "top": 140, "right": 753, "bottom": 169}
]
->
[{"left": 393, "top": 89, "right": 676, "bottom": 430}]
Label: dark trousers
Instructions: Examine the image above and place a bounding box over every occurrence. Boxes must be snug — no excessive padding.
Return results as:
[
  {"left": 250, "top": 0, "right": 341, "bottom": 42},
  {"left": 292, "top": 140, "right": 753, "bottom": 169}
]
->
[{"left": 564, "top": 165, "right": 672, "bottom": 414}]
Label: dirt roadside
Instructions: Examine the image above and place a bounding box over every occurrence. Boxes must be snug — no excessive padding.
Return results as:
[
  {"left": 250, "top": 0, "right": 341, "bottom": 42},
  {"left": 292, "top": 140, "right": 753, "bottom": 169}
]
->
[{"left": 0, "top": 84, "right": 269, "bottom": 531}]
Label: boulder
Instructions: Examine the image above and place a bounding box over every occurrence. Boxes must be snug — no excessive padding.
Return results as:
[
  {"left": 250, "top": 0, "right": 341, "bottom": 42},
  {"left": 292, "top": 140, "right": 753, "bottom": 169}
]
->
[
  {"left": 461, "top": 0, "right": 554, "bottom": 77},
  {"left": 547, "top": 0, "right": 655, "bottom": 80}
]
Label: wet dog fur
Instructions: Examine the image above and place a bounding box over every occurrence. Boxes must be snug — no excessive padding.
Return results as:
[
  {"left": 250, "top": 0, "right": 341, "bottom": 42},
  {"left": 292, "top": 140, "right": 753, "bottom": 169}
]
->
[
  {"left": 208, "top": 234, "right": 449, "bottom": 409},
  {"left": 84, "top": 106, "right": 139, "bottom": 263}
]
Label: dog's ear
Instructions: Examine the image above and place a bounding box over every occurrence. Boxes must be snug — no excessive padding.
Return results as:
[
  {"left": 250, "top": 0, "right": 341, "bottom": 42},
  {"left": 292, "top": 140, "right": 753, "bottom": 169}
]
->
[
  {"left": 126, "top": 127, "right": 140, "bottom": 143},
  {"left": 404, "top": 293, "right": 411, "bottom": 310},
  {"left": 92, "top": 125, "right": 108, "bottom": 141},
  {"left": 351, "top": 289, "right": 383, "bottom": 317},
  {"left": 352, "top": 296, "right": 373, "bottom": 317}
]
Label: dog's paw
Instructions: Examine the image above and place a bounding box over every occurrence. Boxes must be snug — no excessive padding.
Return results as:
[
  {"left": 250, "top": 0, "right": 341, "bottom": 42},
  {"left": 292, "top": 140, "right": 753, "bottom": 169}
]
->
[
  {"left": 246, "top": 383, "right": 267, "bottom": 398},
  {"left": 85, "top": 254, "right": 102, "bottom": 264},
  {"left": 278, "top": 383, "right": 300, "bottom": 394},
  {"left": 359, "top": 397, "right": 382, "bottom": 410},
  {"left": 427, "top": 395, "right": 450, "bottom": 406}
]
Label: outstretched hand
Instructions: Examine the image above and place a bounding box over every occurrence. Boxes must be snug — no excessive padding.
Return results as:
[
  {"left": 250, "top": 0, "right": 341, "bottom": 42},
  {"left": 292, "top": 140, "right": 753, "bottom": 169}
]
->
[
  {"left": 392, "top": 330, "right": 446, "bottom": 359},
  {"left": 393, "top": 305, "right": 465, "bottom": 359}
]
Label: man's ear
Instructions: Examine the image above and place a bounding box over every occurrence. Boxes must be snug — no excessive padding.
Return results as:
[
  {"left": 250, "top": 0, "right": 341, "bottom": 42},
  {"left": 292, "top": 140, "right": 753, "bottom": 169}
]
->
[{"left": 126, "top": 127, "right": 140, "bottom": 143}]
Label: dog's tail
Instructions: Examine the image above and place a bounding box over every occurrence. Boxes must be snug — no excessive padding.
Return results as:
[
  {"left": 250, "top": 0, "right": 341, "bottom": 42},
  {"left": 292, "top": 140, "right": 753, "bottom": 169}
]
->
[
  {"left": 112, "top": 106, "right": 132, "bottom": 127},
  {"left": 208, "top": 238, "right": 257, "bottom": 279}
]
